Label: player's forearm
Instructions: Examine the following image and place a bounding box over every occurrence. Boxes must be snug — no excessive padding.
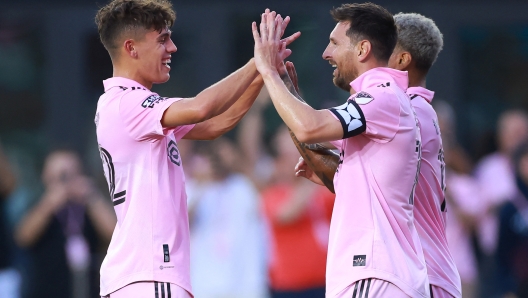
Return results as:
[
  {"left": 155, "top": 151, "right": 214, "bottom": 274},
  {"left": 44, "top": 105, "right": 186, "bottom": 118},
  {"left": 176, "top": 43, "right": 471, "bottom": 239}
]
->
[
  {"left": 195, "top": 59, "right": 259, "bottom": 120},
  {"left": 205, "top": 75, "right": 264, "bottom": 138},
  {"left": 263, "top": 71, "right": 310, "bottom": 126},
  {"left": 263, "top": 73, "right": 339, "bottom": 143}
]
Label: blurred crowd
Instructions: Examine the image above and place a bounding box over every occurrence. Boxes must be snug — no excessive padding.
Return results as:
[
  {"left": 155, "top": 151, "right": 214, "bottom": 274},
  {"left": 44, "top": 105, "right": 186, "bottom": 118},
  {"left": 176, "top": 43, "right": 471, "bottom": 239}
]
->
[{"left": 1, "top": 87, "right": 528, "bottom": 298}]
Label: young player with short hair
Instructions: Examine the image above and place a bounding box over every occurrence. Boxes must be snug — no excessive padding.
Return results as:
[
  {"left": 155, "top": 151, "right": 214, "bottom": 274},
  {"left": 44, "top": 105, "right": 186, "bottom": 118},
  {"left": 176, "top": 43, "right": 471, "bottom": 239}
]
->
[
  {"left": 253, "top": 4, "right": 429, "bottom": 297},
  {"left": 388, "top": 13, "right": 462, "bottom": 298},
  {"left": 94, "top": 1, "right": 298, "bottom": 297}
]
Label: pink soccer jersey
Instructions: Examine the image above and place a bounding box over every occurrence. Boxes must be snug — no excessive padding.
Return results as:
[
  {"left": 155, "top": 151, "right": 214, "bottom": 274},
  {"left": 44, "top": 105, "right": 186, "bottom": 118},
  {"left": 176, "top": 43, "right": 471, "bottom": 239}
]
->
[
  {"left": 95, "top": 77, "right": 195, "bottom": 296},
  {"left": 325, "top": 68, "right": 429, "bottom": 298},
  {"left": 408, "top": 86, "right": 462, "bottom": 298}
]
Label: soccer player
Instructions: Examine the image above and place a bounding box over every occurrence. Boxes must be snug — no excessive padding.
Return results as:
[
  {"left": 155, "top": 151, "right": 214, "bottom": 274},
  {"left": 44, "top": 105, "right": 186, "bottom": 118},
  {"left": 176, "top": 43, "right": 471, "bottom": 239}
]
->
[
  {"left": 388, "top": 13, "right": 462, "bottom": 298},
  {"left": 253, "top": 4, "right": 429, "bottom": 298},
  {"left": 94, "top": 1, "right": 298, "bottom": 297}
]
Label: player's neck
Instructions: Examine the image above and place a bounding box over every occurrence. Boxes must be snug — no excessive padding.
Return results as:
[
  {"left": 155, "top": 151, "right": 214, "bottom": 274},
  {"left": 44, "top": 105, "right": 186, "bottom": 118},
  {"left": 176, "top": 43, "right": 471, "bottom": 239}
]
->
[
  {"left": 408, "top": 71, "right": 427, "bottom": 89},
  {"left": 113, "top": 65, "right": 153, "bottom": 90}
]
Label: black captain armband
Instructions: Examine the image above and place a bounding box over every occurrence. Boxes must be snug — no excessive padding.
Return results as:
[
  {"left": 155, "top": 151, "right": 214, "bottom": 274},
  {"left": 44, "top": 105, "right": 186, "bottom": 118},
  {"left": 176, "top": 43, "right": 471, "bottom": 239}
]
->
[{"left": 329, "top": 100, "right": 366, "bottom": 139}]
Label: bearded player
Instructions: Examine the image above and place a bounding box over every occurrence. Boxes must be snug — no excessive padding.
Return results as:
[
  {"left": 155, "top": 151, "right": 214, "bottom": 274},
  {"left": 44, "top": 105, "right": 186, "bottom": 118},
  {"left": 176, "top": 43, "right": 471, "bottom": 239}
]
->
[
  {"left": 388, "top": 13, "right": 462, "bottom": 298},
  {"left": 253, "top": 4, "right": 428, "bottom": 298},
  {"left": 94, "top": 1, "right": 298, "bottom": 297}
]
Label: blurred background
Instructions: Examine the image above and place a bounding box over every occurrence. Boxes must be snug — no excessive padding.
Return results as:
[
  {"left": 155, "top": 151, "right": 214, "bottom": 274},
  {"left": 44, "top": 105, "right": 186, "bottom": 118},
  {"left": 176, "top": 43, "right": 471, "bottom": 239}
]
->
[{"left": 1, "top": 0, "right": 528, "bottom": 297}]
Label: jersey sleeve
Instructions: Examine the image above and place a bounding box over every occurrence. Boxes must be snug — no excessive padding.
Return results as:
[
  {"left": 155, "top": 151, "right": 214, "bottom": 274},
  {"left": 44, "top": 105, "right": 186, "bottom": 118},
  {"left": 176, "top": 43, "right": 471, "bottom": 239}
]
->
[
  {"left": 354, "top": 90, "right": 400, "bottom": 143},
  {"left": 327, "top": 100, "right": 367, "bottom": 139},
  {"left": 119, "top": 90, "right": 194, "bottom": 142}
]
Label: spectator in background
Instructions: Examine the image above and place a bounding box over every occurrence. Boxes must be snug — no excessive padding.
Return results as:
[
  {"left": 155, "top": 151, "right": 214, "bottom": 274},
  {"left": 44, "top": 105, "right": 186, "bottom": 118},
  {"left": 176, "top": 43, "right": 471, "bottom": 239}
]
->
[
  {"left": 261, "top": 125, "right": 334, "bottom": 298},
  {"left": 186, "top": 138, "right": 268, "bottom": 298},
  {"left": 474, "top": 110, "right": 528, "bottom": 297},
  {"left": 435, "top": 100, "right": 481, "bottom": 298},
  {"left": 0, "top": 141, "right": 19, "bottom": 298},
  {"left": 14, "top": 148, "right": 115, "bottom": 298},
  {"left": 496, "top": 140, "right": 528, "bottom": 298},
  {"left": 237, "top": 87, "right": 275, "bottom": 191}
]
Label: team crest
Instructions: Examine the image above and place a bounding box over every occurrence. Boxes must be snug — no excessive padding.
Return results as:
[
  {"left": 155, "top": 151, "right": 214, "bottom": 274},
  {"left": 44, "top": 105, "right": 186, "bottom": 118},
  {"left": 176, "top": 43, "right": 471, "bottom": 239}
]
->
[{"left": 354, "top": 92, "right": 374, "bottom": 105}]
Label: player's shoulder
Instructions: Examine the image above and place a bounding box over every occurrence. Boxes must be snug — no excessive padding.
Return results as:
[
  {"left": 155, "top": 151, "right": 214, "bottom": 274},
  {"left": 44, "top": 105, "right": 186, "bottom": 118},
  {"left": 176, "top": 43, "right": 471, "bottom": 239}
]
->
[
  {"left": 118, "top": 87, "right": 170, "bottom": 109},
  {"left": 410, "top": 95, "right": 436, "bottom": 116},
  {"left": 353, "top": 83, "right": 402, "bottom": 107}
]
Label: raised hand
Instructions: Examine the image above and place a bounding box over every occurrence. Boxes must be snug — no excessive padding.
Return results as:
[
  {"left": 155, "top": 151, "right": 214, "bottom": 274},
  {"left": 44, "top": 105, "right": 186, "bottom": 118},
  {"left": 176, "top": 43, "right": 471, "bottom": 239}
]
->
[
  {"left": 253, "top": 9, "right": 292, "bottom": 76},
  {"left": 277, "top": 16, "right": 301, "bottom": 63}
]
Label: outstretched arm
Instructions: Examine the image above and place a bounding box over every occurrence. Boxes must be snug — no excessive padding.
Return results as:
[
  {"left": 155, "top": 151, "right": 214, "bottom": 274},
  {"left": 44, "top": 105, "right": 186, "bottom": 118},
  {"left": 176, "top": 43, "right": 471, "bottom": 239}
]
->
[
  {"left": 161, "top": 59, "right": 259, "bottom": 128},
  {"left": 183, "top": 14, "right": 300, "bottom": 140},
  {"left": 183, "top": 74, "right": 264, "bottom": 140},
  {"left": 252, "top": 12, "right": 342, "bottom": 144},
  {"left": 279, "top": 62, "right": 339, "bottom": 192}
]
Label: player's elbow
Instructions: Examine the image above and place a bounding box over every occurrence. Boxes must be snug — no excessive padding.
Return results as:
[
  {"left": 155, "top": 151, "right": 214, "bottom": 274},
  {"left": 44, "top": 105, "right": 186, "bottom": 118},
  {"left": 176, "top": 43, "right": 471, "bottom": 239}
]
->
[{"left": 292, "top": 122, "right": 321, "bottom": 143}]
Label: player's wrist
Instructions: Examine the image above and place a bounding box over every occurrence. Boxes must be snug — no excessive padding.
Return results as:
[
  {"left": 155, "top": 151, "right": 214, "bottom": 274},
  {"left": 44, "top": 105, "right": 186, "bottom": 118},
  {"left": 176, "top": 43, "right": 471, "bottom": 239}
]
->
[{"left": 259, "top": 67, "right": 279, "bottom": 80}]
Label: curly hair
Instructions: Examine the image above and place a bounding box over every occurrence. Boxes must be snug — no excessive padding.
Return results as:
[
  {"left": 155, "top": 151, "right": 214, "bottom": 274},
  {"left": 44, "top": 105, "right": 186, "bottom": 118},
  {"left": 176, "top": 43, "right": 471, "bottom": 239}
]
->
[
  {"left": 95, "top": 0, "right": 176, "bottom": 55},
  {"left": 330, "top": 3, "right": 397, "bottom": 62},
  {"left": 394, "top": 13, "right": 443, "bottom": 72}
]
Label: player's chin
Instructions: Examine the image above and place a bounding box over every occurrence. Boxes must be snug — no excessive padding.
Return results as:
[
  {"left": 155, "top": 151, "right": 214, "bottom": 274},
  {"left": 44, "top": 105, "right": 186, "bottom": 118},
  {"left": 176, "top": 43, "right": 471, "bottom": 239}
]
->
[
  {"left": 333, "top": 76, "right": 351, "bottom": 92},
  {"left": 155, "top": 74, "right": 171, "bottom": 84}
]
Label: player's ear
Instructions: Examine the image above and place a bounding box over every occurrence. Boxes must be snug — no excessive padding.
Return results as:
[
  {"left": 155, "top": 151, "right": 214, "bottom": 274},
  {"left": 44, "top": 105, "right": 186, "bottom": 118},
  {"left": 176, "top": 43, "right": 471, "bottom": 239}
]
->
[
  {"left": 357, "top": 40, "right": 371, "bottom": 62},
  {"left": 124, "top": 39, "right": 138, "bottom": 58},
  {"left": 399, "top": 52, "right": 412, "bottom": 69}
]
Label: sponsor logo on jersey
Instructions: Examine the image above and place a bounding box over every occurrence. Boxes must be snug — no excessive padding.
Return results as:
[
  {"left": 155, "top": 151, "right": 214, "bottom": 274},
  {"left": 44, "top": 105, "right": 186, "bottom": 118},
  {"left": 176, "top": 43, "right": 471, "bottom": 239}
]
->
[
  {"left": 167, "top": 140, "right": 181, "bottom": 166},
  {"left": 141, "top": 95, "right": 168, "bottom": 108},
  {"left": 353, "top": 255, "right": 366, "bottom": 266}
]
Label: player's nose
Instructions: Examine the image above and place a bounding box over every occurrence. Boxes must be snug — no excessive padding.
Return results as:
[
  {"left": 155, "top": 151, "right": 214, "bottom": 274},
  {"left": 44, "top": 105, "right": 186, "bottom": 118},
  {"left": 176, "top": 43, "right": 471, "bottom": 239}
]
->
[
  {"left": 167, "top": 39, "right": 177, "bottom": 53},
  {"left": 322, "top": 45, "right": 331, "bottom": 60}
]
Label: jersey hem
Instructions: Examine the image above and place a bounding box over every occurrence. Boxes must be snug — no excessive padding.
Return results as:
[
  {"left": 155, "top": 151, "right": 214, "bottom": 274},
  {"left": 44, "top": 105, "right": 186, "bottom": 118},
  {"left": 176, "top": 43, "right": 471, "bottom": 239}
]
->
[
  {"left": 326, "top": 270, "right": 428, "bottom": 298},
  {"left": 428, "top": 275, "right": 462, "bottom": 298},
  {"left": 100, "top": 271, "right": 192, "bottom": 296}
]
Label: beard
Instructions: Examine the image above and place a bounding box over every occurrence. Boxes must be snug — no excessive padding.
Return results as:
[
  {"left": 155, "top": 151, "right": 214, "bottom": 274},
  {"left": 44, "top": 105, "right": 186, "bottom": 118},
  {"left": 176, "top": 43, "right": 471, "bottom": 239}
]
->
[{"left": 333, "top": 65, "right": 357, "bottom": 92}]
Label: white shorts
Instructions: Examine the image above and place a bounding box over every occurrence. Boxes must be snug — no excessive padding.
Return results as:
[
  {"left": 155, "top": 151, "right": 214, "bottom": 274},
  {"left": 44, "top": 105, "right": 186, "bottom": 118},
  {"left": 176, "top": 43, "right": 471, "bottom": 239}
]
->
[
  {"left": 335, "top": 278, "right": 410, "bottom": 298},
  {"left": 102, "top": 281, "right": 192, "bottom": 298}
]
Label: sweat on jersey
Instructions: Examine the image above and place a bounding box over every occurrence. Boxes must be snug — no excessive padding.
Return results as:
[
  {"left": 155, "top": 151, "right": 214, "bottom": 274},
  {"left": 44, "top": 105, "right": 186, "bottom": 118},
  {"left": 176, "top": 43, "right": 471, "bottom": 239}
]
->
[
  {"left": 95, "top": 77, "right": 195, "bottom": 296},
  {"left": 325, "top": 68, "right": 429, "bottom": 298},
  {"left": 408, "top": 86, "right": 462, "bottom": 298}
]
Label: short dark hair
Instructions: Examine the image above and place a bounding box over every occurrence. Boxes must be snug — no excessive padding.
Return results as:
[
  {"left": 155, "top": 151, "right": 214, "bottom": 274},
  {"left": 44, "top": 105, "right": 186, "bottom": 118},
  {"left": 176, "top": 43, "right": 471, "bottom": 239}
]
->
[
  {"left": 95, "top": 0, "right": 176, "bottom": 56},
  {"left": 330, "top": 3, "right": 397, "bottom": 62}
]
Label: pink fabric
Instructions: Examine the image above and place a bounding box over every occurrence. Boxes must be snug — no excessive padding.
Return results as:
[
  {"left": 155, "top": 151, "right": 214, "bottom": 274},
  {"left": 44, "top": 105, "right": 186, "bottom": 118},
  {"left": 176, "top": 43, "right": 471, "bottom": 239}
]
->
[
  {"left": 104, "top": 281, "right": 191, "bottom": 298},
  {"left": 325, "top": 68, "right": 428, "bottom": 298},
  {"left": 335, "top": 278, "right": 410, "bottom": 298},
  {"left": 430, "top": 284, "right": 456, "bottom": 298},
  {"left": 96, "top": 77, "right": 195, "bottom": 296},
  {"left": 408, "top": 87, "right": 462, "bottom": 298}
]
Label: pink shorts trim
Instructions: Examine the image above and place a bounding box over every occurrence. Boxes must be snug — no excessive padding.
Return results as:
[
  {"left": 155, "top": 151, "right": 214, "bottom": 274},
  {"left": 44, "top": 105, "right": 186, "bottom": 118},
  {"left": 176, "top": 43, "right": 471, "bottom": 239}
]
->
[
  {"left": 102, "top": 281, "right": 192, "bottom": 298},
  {"left": 335, "top": 278, "right": 410, "bottom": 298},
  {"left": 430, "top": 285, "right": 455, "bottom": 298}
]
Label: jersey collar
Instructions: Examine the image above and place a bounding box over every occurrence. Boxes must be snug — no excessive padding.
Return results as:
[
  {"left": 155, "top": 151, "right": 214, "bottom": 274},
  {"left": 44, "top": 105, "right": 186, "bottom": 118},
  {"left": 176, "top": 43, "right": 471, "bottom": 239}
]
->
[
  {"left": 349, "top": 67, "right": 409, "bottom": 93},
  {"left": 103, "top": 77, "right": 150, "bottom": 92},
  {"left": 407, "top": 86, "right": 435, "bottom": 103}
]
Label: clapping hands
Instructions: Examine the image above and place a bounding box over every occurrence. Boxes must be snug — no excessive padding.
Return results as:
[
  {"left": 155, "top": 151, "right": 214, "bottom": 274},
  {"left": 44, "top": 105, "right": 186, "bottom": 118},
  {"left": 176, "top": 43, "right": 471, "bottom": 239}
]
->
[{"left": 252, "top": 9, "right": 300, "bottom": 77}]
